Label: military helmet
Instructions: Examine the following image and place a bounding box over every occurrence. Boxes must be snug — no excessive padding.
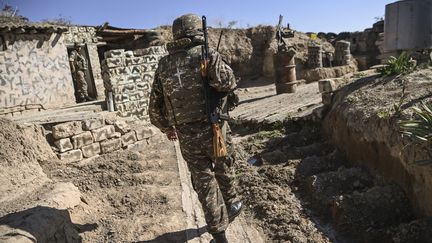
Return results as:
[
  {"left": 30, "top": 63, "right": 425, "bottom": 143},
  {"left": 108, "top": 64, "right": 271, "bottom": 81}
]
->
[{"left": 172, "top": 14, "right": 202, "bottom": 40}]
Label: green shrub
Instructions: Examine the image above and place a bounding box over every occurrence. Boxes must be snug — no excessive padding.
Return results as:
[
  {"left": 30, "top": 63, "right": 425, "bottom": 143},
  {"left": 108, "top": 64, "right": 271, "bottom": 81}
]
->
[
  {"left": 399, "top": 103, "right": 432, "bottom": 165},
  {"left": 378, "top": 52, "right": 416, "bottom": 77},
  {"left": 399, "top": 103, "right": 432, "bottom": 142}
]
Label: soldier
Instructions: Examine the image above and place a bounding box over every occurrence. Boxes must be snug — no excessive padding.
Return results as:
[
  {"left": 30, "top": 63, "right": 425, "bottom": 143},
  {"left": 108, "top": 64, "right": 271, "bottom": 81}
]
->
[
  {"left": 69, "top": 44, "right": 94, "bottom": 102},
  {"left": 149, "top": 14, "right": 242, "bottom": 243}
]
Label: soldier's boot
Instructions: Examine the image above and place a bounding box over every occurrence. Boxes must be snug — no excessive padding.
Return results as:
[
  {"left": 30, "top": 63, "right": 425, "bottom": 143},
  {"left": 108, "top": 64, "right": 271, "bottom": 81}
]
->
[
  {"left": 85, "top": 96, "right": 95, "bottom": 101},
  {"left": 228, "top": 201, "right": 242, "bottom": 223},
  {"left": 210, "top": 231, "right": 228, "bottom": 243},
  {"left": 77, "top": 96, "right": 86, "bottom": 103}
]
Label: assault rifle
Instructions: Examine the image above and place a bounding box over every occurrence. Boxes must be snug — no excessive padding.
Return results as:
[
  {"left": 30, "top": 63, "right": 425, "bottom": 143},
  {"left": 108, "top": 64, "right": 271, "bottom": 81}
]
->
[{"left": 201, "top": 15, "right": 228, "bottom": 158}]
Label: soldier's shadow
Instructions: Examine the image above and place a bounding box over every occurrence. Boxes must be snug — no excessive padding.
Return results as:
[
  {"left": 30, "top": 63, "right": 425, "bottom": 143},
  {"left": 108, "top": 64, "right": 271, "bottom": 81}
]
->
[
  {"left": 0, "top": 206, "right": 97, "bottom": 242},
  {"left": 135, "top": 226, "right": 208, "bottom": 243}
]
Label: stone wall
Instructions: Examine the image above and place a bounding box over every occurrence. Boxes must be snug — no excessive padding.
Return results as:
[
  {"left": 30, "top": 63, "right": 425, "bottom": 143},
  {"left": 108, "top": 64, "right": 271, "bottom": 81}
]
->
[
  {"left": 0, "top": 32, "right": 76, "bottom": 117},
  {"left": 51, "top": 118, "right": 157, "bottom": 162},
  {"left": 334, "top": 21, "right": 384, "bottom": 70},
  {"left": 63, "top": 26, "right": 98, "bottom": 45},
  {"left": 101, "top": 46, "right": 167, "bottom": 120}
]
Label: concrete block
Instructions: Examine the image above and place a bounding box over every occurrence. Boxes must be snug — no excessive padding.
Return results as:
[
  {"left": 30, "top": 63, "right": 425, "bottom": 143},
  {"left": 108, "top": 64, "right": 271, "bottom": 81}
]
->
[
  {"left": 128, "top": 74, "right": 142, "bottom": 83},
  {"left": 100, "top": 138, "right": 122, "bottom": 154},
  {"left": 322, "top": 93, "right": 333, "bottom": 105},
  {"left": 114, "top": 120, "right": 131, "bottom": 134},
  {"left": 129, "top": 91, "right": 144, "bottom": 101},
  {"left": 82, "top": 118, "right": 104, "bottom": 131},
  {"left": 108, "top": 76, "right": 126, "bottom": 85},
  {"left": 142, "top": 72, "right": 155, "bottom": 82},
  {"left": 129, "top": 65, "right": 141, "bottom": 74},
  {"left": 124, "top": 50, "right": 134, "bottom": 57},
  {"left": 104, "top": 49, "right": 125, "bottom": 59},
  {"left": 117, "top": 67, "right": 131, "bottom": 76},
  {"left": 115, "top": 103, "right": 126, "bottom": 112},
  {"left": 108, "top": 67, "right": 130, "bottom": 76},
  {"left": 58, "top": 149, "right": 83, "bottom": 162},
  {"left": 121, "top": 131, "right": 137, "bottom": 147},
  {"left": 54, "top": 138, "right": 73, "bottom": 153},
  {"left": 114, "top": 94, "right": 129, "bottom": 103},
  {"left": 104, "top": 57, "right": 124, "bottom": 68},
  {"left": 112, "top": 132, "right": 122, "bottom": 138},
  {"left": 136, "top": 82, "right": 150, "bottom": 91},
  {"left": 135, "top": 126, "right": 157, "bottom": 140},
  {"left": 318, "top": 79, "right": 336, "bottom": 93},
  {"left": 125, "top": 57, "right": 144, "bottom": 66},
  {"left": 81, "top": 143, "right": 101, "bottom": 158},
  {"left": 52, "top": 121, "right": 83, "bottom": 140},
  {"left": 127, "top": 140, "right": 148, "bottom": 152},
  {"left": 143, "top": 55, "right": 159, "bottom": 63},
  {"left": 138, "top": 100, "right": 149, "bottom": 109},
  {"left": 72, "top": 131, "right": 93, "bottom": 149},
  {"left": 134, "top": 46, "right": 166, "bottom": 56},
  {"left": 92, "top": 125, "right": 116, "bottom": 142},
  {"left": 113, "top": 84, "right": 135, "bottom": 94}
]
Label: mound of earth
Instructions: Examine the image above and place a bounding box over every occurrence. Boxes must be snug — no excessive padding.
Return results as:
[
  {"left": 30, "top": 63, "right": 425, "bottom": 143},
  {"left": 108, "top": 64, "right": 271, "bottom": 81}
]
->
[
  {"left": 323, "top": 68, "right": 432, "bottom": 216},
  {"left": 155, "top": 25, "right": 334, "bottom": 80},
  {"left": 0, "top": 118, "right": 57, "bottom": 207}
]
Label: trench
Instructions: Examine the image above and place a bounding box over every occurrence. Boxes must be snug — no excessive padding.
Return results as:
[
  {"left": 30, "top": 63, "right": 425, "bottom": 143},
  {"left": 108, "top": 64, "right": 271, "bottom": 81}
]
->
[{"left": 231, "top": 116, "right": 431, "bottom": 243}]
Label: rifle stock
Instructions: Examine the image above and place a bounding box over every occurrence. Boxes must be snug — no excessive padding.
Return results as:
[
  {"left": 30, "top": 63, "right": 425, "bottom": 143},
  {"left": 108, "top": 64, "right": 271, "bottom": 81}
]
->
[{"left": 201, "top": 15, "right": 228, "bottom": 158}]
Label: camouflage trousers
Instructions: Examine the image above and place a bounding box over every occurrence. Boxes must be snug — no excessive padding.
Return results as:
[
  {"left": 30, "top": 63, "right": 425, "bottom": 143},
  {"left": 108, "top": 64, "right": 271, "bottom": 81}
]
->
[
  {"left": 177, "top": 121, "right": 238, "bottom": 234},
  {"left": 75, "top": 70, "right": 88, "bottom": 98}
]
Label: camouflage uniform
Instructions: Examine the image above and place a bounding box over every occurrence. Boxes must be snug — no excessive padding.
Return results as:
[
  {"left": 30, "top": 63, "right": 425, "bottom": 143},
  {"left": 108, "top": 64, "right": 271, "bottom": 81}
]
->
[
  {"left": 69, "top": 48, "right": 89, "bottom": 100},
  {"left": 149, "top": 14, "right": 238, "bottom": 235}
]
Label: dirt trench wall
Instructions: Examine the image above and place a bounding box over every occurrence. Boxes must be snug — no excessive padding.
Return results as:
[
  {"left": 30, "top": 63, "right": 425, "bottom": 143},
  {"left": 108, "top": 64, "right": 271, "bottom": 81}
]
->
[
  {"left": 323, "top": 72, "right": 432, "bottom": 217},
  {"left": 157, "top": 26, "right": 335, "bottom": 82},
  {"left": 0, "top": 33, "right": 76, "bottom": 116}
]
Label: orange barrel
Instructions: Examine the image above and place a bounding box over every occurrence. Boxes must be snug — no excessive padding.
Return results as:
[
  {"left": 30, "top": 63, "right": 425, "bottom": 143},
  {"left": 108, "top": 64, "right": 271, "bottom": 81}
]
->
[{"left": 273, "top": 50, "right": 297, "bottom": 94}]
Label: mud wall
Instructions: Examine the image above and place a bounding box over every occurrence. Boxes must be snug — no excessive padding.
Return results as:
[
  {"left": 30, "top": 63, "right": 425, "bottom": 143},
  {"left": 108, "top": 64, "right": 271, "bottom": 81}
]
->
[
  {"left": 323, "top": 73, "right": 432, "bottom": 217},
  {"left": 157, "top": 26, "right": 335, "bottom": 81},
  {"left": 0, "top": 33, "right": 76, "bottom": 116}
]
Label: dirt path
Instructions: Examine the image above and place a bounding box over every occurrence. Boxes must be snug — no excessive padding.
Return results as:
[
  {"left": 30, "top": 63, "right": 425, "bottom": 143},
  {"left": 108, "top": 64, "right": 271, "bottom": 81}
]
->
[{"left": 175, "top": 141, "right": 266, "bottom": 243}]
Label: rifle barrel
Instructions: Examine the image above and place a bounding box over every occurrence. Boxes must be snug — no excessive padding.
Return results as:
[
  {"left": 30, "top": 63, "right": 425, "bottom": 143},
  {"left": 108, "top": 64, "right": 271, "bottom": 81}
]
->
[{"left": 202, "top": 16, "right": 209, "bottom": 59}]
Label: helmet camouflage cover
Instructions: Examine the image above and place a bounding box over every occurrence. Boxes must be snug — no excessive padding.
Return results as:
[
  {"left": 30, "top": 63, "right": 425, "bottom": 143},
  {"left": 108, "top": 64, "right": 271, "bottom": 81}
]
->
[{"left": 172, "top": 14, "right": 203, "bottom": 40}]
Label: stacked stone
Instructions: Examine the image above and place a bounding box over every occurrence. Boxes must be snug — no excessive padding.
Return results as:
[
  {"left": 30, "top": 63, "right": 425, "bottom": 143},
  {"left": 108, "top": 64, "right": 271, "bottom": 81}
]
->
[
  {"left": 64, "top": 26, "right": 98, "bottom": 44},
  {"left": 133, "top": 45, "right": 167, "bottom": 88},
  {"left": 334, "top": 40, "right": 352, "bottom": 66},
  {"left": 101, "top": 46, "right": 167, "bottom": 121},
  {"left": 308, "top": 45, "right": 323, "bottom": 69},
  {"left": 0, "top": 104, "right": 44, "bottom": 117},
  {"left": 52, "top": 118, "right": 157, "bottom": 162}
]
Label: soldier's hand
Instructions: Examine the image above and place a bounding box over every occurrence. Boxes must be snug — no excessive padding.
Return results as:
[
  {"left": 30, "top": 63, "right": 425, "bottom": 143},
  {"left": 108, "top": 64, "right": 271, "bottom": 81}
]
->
[{"left": 166, "top": 129, "right": 178, "bottom": 141}]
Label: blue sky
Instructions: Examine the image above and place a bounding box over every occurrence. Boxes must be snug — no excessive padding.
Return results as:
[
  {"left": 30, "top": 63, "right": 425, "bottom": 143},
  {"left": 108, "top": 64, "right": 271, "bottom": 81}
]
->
[{"left": 4, "top": 0, "right": 394, "bottom": 33}]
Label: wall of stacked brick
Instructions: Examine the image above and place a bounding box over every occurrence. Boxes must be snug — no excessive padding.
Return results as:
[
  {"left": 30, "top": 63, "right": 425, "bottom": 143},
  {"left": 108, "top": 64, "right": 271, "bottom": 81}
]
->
[
  {"left": 101, "top": 46, "right": 167, "bottom": 120},
  {"left": 51, "top": 117, "right": 157, "bottom": 162}
]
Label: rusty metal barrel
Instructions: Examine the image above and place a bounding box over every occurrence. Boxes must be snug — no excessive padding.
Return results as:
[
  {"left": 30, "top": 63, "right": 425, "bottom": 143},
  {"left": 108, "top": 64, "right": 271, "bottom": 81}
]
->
[{"left": 273, "top": 49, "right": 297, "bottom": 94}]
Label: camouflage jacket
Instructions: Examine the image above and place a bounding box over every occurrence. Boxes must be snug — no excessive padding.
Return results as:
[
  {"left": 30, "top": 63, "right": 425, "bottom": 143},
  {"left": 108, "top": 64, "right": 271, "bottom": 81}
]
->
[
  {"left": 149, "top": 39, "right": 236, "bottom": 133},
  {"left": 69, "top": 50, "right": 88, "bottom": 71}
]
